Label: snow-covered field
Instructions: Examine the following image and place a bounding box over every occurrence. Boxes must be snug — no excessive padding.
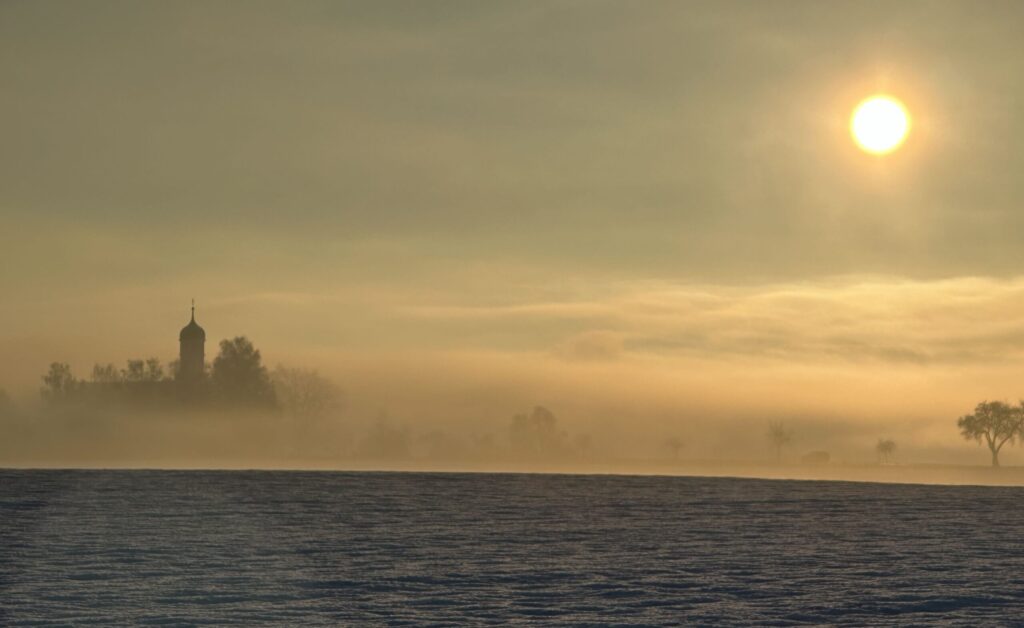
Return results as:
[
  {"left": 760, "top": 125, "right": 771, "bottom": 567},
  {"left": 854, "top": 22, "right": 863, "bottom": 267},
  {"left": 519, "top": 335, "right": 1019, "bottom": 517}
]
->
[{"left": 2, "top": 470, "right": 1023, "bottom": 625}]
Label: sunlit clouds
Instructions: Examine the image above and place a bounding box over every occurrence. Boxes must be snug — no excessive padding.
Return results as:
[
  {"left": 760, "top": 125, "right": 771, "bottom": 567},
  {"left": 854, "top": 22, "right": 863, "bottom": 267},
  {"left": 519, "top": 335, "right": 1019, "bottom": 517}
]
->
[{"left": 4, "top": 2, "right": 1024, "bottom": 467}]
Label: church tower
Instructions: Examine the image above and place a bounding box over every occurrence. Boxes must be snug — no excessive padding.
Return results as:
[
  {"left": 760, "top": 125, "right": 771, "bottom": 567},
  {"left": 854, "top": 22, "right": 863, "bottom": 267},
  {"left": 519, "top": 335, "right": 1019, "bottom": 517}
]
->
[{"left": 178, "top": 301, "right": 206, "bottom": 382}]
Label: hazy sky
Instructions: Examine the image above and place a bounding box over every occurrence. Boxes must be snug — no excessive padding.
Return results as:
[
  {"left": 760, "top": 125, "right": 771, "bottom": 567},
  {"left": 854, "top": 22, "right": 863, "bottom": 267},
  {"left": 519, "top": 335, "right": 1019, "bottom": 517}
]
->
[{"left": 4, "top": 1, "right": 1024, "bottom": 461}]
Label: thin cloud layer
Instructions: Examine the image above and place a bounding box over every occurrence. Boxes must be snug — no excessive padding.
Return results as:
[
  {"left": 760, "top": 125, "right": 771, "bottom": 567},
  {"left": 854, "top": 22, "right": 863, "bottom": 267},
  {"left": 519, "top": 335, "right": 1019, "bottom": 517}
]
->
[
  {"left": 397, "top": 276, "right": 1024, "bottom": 366},
  {"left": 3, "top": 2, "right": 1024, "bottom": 469}
]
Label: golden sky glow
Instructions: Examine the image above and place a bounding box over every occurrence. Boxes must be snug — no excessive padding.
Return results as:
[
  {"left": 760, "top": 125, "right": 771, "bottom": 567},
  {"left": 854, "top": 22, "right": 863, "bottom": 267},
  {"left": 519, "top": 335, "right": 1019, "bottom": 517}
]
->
[{"left": 3, "top": 2, "right": 1024, "bottom": 467}]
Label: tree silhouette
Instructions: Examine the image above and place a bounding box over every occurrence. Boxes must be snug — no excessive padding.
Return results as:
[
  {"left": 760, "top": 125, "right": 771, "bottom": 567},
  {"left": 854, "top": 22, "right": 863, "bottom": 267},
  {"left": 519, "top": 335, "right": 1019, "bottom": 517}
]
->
[
  {"left": 91, "top": 363, "right": 121, "bottom": 384},
  {"left": 121, "top": 358, "right": 164, "bottom": 384},
  {"left": 144, "top": 358, "right": 164, "bottom": 382},
  {"left": 41, "top": 362, "right": 76, "bottom": 402},
  {"left": 122, "top": 360, "right": 146, "bottom": 383},
  {"left": 958, "top": 400, "right": 1022, "bottom": 468},
  {"left": 664, "top": 436, "right": 684, "bottom": 460},
  {"left": 876, "top": 438, "right": 896, "bottom": 464},
  {"left": 211, "top": 336, "right": 276, "bottom": 406},
  {"left": 509, "top": 406, "right": 568, "bottom": 458},
  {"left": 271, "top": 366, "right": 342, "bottom": 420},
  {"left": 767, "top": 421, "right": 794, "bottom": 462}
]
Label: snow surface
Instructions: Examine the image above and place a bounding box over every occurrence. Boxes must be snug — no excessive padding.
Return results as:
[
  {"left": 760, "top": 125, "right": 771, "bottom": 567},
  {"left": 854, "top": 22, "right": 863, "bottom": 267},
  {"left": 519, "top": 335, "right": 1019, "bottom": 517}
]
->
[{"left": 2, "top": 470, "right": 1023, "bottom": 625}]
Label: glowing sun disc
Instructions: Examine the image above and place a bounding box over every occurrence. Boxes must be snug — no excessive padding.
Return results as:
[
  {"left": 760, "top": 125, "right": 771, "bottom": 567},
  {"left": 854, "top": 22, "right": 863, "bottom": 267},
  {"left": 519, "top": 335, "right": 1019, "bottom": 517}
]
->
[{"left": 851, "top": 95, "right": 910, "bottom": 154}]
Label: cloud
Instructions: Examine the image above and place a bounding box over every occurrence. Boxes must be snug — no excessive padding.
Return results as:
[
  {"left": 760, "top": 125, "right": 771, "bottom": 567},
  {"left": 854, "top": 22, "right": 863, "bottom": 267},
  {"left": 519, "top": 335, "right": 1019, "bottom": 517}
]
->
[
  {"left": 387, "top": 275, "right": 1024, "bottom": 367},
  {"left": 4, "top": 2, "right": 1024, "bottom": 469}
]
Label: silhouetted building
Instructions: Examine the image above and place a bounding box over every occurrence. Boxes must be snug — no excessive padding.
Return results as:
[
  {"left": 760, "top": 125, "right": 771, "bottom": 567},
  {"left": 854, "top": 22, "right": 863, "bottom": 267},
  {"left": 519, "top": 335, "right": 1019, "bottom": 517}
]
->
[{"left": 178, "top": 303, "right": 206, "bottom": 382}]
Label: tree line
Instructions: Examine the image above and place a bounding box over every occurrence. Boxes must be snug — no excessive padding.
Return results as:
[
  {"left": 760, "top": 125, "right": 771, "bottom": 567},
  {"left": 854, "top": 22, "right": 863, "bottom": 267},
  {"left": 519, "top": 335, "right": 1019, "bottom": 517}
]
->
[
  {"left": 39, "top": 336, "right": 341, "bottom": 419},
  {"left": 761, "top": 403, "right": 1024, "bottom": 468}
]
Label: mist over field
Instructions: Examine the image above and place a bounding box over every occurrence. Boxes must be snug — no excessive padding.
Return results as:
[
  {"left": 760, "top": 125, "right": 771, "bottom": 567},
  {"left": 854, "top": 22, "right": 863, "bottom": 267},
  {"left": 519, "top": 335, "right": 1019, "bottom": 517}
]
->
[
  {"left": 3, "top": 321, "right": 1024, "bottom": 481},
  {"left": 5, "top": 1, "right": 1024, "bottom": 482},
  {"left": 10, "top": 3, "right": 1024, "bottom": 624},
  {"left": 5, "top": 274, "right": 1024, "bottom": 479}
]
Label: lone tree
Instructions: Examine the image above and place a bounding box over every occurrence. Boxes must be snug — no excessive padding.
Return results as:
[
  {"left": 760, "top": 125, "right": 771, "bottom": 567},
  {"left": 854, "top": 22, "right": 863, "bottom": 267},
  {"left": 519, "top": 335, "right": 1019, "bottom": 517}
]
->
[
  {"left": 767, "top": 421, "right": 794, "bottom": 462},
  {"left": 41, "top": 362, "right": 76, "bottom": 403},
  {"left": 211, "top": 337, "right": 276, "bottom": 407},
  {"left": 958, "top": 401, "right": 1023, "bottom": 468},
  {"left": 271, "top": 366, "right": 342, "bottom": 420},
  {"left": 509, "top": 406, "right": 568, "bottom": 458},
  {"left": 876, "top": 438, "right": 896, "bottom": 464},
  {"left": 664, "top": 437, "right": 684, "bottom": 460}
]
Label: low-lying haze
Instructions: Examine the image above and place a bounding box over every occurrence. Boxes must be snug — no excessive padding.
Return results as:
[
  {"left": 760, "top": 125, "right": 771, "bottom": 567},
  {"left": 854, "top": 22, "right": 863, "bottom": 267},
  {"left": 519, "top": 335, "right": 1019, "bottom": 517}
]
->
[{"left": 4, "top": 1, "right": 1024, "bottom": 474}]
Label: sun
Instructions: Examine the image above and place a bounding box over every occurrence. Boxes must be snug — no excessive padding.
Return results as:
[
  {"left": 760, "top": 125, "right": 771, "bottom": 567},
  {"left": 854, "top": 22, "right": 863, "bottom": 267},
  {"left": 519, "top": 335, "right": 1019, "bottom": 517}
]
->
[{"left": 850, "top": 95, "right": 910, "bottom": 155}]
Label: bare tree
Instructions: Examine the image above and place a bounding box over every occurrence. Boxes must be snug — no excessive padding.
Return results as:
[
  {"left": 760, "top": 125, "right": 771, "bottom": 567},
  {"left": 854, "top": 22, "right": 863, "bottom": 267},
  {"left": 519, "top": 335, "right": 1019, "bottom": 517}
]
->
[
  {"left": 144, "top": 358, "right": 165, "bottom": 382},
  {"left": 876, "top": 438, "right": 896, "bottom": 464},
  {"left": 41, "top": 362, "right": 76, "bottom": 402},
  {"left": 958, "top": 401, "right": 1023, "bottom": 468},
  {"left": 91, "top": 363, "right": 121, "bottom": 384},
  {"left": 272, "top": 366, "right": 343, "bottom": 420},
  {"left": 664, "top": 436, "right": 684, "bottom": 460},
  {"left": 509, "top": 406, "right": 569, "bottom": 458},
  {"left": 122, "top": 360, "right": 146, "bottom": 383},
  {"left": 767, "top": 421, "right": 794, "bottom": 462},
  {"left": 121, "top": 358, "right": 164, "bottom": 383}
]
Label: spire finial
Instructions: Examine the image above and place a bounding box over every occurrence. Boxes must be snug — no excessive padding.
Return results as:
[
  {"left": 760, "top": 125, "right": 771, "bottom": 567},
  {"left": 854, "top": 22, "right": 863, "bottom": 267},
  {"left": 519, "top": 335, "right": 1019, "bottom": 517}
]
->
[{"left": 191, "top": 298, "right": 195, "bottom": 321}]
